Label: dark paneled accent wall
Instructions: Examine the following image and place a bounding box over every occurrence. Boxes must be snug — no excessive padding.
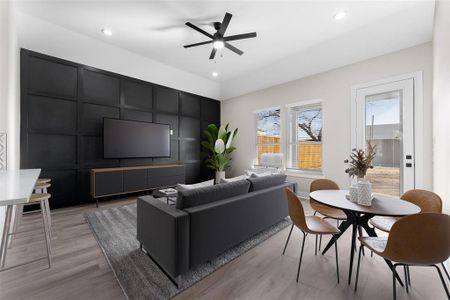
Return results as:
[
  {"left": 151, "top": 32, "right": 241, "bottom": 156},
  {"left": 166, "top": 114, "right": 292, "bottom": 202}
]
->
[{"left": 20, "top": 49, "right": 220, "bottom": 209}]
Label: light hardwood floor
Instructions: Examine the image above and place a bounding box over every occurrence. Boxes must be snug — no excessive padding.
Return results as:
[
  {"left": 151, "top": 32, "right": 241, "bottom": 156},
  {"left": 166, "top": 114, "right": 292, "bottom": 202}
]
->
[{"left": 0, "top": 197, "right": 447, "bottom": 300}]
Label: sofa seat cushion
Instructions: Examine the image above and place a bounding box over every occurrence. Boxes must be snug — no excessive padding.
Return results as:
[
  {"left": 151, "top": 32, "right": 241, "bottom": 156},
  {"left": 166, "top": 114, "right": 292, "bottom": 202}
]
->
[
  {"left": 248, "top": 174, "right": 287, "bottom": 192},
  {"left": 176, "top": 179, "right": 250, "bottom": 209}
]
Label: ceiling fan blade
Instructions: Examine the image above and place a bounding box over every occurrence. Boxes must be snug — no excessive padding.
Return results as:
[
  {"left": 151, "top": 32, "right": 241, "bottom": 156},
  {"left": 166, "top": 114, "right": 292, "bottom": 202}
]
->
[
  {"left": 218, "top": 12, "right": 232, "bottom": 36},
  {"left": 225, "top": 42, "right": 243, "bottom": 56},
  {"left": 224, "top": 32, "right": 257, "bottom": 42},
  {"left": 185, "top": 22, "right": 214, "bottom": 39},
  {"left": 184, "top": 40, "right": 213, "bottom": 48},
  {"left": 209, "top": 48, "right": 217, "bottom": 60}
]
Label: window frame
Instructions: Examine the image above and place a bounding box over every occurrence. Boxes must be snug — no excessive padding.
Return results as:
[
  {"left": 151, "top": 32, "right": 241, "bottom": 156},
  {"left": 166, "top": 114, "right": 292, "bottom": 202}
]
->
[
  {"left": 254, "top": 107, "right": 281, "bottom": 165},
  {"left": 286, "top": 99, "right": 323, "bottom": 173}
]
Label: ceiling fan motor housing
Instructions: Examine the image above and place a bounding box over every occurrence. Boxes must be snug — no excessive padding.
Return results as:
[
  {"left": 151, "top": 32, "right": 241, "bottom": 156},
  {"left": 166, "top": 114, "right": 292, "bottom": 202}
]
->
[{"left": 213, "top": 22, "right": 222, "bottom": 32}]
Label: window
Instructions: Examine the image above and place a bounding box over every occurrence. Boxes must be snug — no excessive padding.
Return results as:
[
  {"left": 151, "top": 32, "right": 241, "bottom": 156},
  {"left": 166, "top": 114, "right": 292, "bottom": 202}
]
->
[
  {"left": 255, "top": 108, "right": 281, "bottom": 164},
  {"left": 287, "top": 101, "right": 322, "bottom": 171}
]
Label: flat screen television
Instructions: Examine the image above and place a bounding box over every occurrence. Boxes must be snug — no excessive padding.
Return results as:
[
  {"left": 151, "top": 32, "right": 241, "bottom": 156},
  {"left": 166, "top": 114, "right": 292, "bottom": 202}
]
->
[{"left": 103, "top": 118, "right": 170, "bottom": 158}]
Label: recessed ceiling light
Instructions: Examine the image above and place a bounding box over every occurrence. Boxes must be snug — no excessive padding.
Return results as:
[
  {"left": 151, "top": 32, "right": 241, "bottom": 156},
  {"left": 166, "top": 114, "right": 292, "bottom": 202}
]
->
[
  {"left": 213, "top": 40, "right": 225, "bottom": 50},
  {"left": 101, "top": 28, "right": 112, "bottom": 36},
  {"left": 212, "top": 72, "right": 218, "bottom": 77},
  {"left": 333, "top": 11, "right": 347, "bottom": 20}
]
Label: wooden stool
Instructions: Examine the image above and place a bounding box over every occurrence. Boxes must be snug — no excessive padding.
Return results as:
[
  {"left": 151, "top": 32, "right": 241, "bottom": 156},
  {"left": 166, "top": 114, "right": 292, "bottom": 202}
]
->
[
  {"left": 37, "top": 178, "right": 51, "bottom": 184},
  {"left": 2, "top": 193, "right": 52, "bottom": 270},
  {"left": 9, "top": 180, "right": 53, "bottom": 249},
  {"left": 34, "top": 182, "right": 51, "bottom": 193}
]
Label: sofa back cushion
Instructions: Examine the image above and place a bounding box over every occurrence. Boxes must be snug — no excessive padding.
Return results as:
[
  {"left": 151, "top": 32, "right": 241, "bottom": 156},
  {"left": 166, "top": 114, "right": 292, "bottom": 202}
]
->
[
  {"left": 176, "top": 179, "right": 250, "bottom": 209},
  {"left": 247, "top": 174, "right": 287, "bottom": 192}
]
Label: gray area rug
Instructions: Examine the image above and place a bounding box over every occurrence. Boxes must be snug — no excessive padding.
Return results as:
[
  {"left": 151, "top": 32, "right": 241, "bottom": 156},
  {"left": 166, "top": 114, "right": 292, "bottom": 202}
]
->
[{"left": 85, "top": 204, "right": 290, "bottom": 300}]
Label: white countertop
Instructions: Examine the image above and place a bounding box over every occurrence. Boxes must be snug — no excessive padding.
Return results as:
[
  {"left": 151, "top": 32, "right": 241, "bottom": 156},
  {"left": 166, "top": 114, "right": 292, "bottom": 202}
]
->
[{"left": 0, "top": 169, "right": 41, "bottom": 206}]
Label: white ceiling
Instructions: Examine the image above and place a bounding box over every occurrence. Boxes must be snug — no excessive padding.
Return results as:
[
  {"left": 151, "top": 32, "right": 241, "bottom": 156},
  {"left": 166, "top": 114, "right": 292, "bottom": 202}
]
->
[{"left": 16, "top": 0, "right": 435, "bottom": 99}]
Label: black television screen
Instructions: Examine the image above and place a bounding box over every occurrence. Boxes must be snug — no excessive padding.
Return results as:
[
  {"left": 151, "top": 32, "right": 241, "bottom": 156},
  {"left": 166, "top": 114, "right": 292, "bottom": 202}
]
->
[{"left": 103, "top": 118, "right": 170, "bottom": 158}]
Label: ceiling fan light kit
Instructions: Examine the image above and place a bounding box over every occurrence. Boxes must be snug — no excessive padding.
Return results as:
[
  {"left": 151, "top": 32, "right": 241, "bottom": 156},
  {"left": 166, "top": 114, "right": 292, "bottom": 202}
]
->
[{"left": 184, "top": 12, "right": 257, "bottom": 59}]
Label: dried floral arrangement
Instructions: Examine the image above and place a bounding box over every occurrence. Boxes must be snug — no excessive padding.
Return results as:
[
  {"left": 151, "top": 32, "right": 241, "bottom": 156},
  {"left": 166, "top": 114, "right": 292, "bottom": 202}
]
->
[{"left": 344, "top": 141, "right": 377, "bottom": 179}]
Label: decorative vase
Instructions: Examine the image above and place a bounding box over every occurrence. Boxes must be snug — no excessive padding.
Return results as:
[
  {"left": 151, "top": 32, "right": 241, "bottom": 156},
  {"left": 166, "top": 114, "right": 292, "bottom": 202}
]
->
[
  {"left": 215, "top": 171, "right": 225, "bottom": 184},
  {"left": 349, "top": 184, "right": 359, "bottom": 203},
  {"left": 357, "top": 178, "right": 372, "bottom": 206}
]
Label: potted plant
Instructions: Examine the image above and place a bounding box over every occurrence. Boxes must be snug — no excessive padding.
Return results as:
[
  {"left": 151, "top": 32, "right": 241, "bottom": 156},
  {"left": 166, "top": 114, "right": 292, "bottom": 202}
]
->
[
  {"left": 201, "top": 124, "right": 238, "bottom": 183},
  {"left": 344, "top": 141, "right": 377, "bottom": 205}
]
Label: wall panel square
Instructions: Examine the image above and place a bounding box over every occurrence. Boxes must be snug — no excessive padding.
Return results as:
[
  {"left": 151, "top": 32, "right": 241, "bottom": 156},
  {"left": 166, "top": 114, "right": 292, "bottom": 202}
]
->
[
  {"left": 180, "top": 92, "right": 200, "bottom": 117},
  {"left": 27, "top": 134, "right": 77, "bottom": 169},
  {"left": 82, "top": 69, "right": 120, "bottom": 105},
  {"left": 154, "top": 86, "right": 179, "bottom": 113},
  {"left": 181, "top": 117, "right": 200, "bottom": 139},
  {"left": 123, "top": 80, "right": 153, "bottom": 110},
  {"left": 180, "top": 140, "right": 200, "bottom": 161},
  {"left": 201, "top": 98, "right": 220, "bottom": 122},
  {"left": 28, "top": 96, "right": 77, "bottom": 133},
  {"left": 28, "top": 56, "right": 77, "bottom": 98}
]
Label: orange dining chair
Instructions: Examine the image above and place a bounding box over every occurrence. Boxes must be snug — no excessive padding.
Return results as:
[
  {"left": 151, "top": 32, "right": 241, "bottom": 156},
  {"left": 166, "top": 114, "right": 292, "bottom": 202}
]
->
[
  {"left": 283, "top": 188, "right": 340, "bottom": 283},
  {"left": 355, "top": 213, "right": 450, "bottom": 300}
]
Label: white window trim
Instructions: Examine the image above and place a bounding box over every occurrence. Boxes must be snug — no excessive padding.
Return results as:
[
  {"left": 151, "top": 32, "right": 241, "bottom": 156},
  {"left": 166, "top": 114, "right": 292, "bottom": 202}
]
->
[
  {"left": 285, "top": 99, "right": 323, "bottom": 175},
  {"left": 350, "top": 71, "right": 424, "bottom": 189}
]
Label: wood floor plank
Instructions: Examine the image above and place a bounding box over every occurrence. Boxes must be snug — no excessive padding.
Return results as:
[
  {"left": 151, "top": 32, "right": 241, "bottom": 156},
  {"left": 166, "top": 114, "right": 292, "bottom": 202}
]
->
[{"left": 0, "top": 197, "right": 447, "bottom": 300}]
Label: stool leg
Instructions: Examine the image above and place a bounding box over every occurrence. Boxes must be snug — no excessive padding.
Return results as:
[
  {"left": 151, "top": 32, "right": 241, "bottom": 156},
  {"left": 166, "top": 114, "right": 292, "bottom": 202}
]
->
[
  {"left": 44, "top": 198, "right": 52, "bottom": 239},
  {"left": 0, "top": 205, "right": 13, "bottom": 268},
  {"left": 40, "top": 200, "right": 52, "bottom": 268}
]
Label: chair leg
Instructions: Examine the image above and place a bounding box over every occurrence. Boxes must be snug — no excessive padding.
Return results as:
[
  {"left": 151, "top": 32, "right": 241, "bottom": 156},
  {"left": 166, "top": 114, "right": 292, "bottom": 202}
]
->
[
  {"left": 442, "top": 262, "right": 450, "bottom": 282},
  {"left": 315, "top": 235, "right": 318, "bottom": 256},
  {"left": 319, "top": 234, "right": 322, "bottom": 251},
  {"left": 403, "top": 266, "right": 409, "bottom": 293},
  {"left": 40, "top": 200, "right": 52, "bottom": 268},
  {"left": 335, "top": 238, "right": 340, "bottom": 284},
  {"left": 282, "top": 224, "right": 294, "bottom": 255},
  {"left": 296, "top": 232, "right": 306, "bottom": 282},
  {"left": 407, "top": 266, "right": 411, "bottom": 286},
  {"left": 354, "top": 245, "right": 363, "bottom": 292},
  {"left": 393, "top": 264, "right": 398, "bottom": 300},
  {"left": 433, "top": 264, "right": 450, "bottom": 299}
]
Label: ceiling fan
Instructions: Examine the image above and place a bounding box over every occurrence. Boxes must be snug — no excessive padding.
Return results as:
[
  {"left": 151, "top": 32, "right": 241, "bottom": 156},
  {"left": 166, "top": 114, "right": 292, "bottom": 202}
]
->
[{"left": 183, "top": 12, "right": 257, "bottom": 60}]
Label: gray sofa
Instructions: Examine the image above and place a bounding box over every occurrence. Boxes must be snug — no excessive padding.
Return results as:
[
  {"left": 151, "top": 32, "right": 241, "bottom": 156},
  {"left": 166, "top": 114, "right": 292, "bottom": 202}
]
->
[{"left": 136, "top": 174, "right": 293, "bottom": 284}]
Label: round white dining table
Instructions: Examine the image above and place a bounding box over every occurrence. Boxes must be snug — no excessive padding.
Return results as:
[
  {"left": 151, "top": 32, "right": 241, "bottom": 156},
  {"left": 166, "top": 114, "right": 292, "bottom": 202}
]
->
[{"left": 309, "top": 190, "right": 421, "bottom": 286}]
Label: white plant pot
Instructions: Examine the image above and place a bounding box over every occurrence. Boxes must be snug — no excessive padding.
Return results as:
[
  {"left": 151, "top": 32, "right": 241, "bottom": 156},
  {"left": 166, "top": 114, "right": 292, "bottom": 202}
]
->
[
  {"left": 215, "top": 171, "right": 225, "bottom": 184},
  {"left": 357, "top": 179, "right": 372, "bottom": 206},
  {"left": 349, "top": 184, "right": 359, "bottom": 203}
]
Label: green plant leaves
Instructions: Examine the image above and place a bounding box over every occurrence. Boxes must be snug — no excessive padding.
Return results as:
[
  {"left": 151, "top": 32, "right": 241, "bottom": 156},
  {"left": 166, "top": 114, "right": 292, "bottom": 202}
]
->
[{"left": 201, "top": 123, "right": 238, "bottom": 172}]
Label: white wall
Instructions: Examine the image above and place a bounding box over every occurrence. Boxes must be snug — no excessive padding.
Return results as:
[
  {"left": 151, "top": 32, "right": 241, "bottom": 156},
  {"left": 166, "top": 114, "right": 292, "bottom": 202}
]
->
[
  {"left": 0, "top": 0, "right": 20, "bottom": 239},
  {"left": 433, "top": 0, "right": 450, "bottom": 214},
  {"left": 222, "top": 43, "right": 433, "bottom": 197},
  {"left": 16, "top": 12, "right": 221, "bottom": 100}
]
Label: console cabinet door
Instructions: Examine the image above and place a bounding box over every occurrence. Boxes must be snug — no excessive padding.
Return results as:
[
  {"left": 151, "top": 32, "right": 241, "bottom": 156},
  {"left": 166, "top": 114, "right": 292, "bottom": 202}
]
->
[
  {"left": 123, "top": 169, "right": 148, "bottom": 192},
  {"left": 95, "top": 171, "right": 123, "bottom": 196}
]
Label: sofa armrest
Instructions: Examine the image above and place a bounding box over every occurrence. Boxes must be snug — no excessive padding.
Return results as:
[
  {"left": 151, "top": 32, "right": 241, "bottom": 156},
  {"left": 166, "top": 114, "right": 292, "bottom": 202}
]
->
[{"left": 137, "top": 196, "right": 189, "bottom": 278}]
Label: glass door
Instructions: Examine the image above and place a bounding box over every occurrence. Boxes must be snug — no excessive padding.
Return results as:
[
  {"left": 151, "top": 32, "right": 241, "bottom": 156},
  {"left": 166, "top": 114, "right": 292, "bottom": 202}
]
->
[{"left": 354, "top": 79, "right": 414, "bottom": 196}]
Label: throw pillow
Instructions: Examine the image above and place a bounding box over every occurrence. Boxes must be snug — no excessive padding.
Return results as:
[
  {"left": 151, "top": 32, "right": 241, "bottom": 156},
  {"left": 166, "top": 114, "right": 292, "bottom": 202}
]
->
[
  {"left": 219, "top": 174, "right": 248, "bottom": 183},
  {"left": 177, "top": 179, "right": 214, "bottom": 191},
  {"left": 249, "top": 171, "right": 272, "bottom": 178}
]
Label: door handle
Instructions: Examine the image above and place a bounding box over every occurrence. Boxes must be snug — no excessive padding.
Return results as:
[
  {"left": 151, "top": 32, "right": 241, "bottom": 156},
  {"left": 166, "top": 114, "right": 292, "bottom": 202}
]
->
[
  {"left": 406, "top": 163, "right": 413, "bottom": 168},
  {"left": 406, "top": 155, "right": 412, "bottom": 160}
]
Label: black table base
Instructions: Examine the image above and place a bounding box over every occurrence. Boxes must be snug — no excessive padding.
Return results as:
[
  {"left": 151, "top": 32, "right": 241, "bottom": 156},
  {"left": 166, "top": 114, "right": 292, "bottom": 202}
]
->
[{"left": 322, "top": 210, "right": 404, "bottom": 287}]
